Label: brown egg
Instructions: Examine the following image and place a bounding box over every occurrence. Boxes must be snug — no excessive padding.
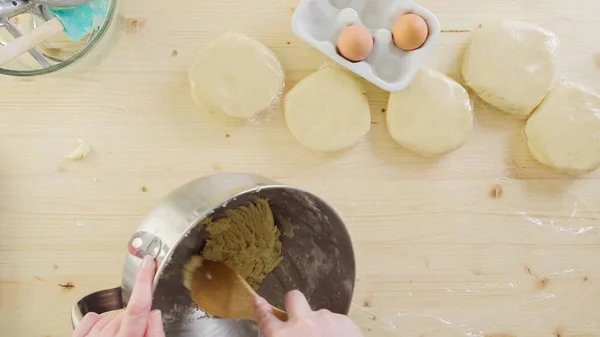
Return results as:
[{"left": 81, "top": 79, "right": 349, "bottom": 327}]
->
[
  {"left": 392, "top": 13, "right": 429, "bottom": 51},
  {"left": 337, "top": 25, "right": 374, "bottom": 62}
]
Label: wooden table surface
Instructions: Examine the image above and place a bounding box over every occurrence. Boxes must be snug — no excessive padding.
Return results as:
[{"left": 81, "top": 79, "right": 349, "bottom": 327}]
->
[{"left": 2, "top": 0, "right": 600, "bottom": 336}]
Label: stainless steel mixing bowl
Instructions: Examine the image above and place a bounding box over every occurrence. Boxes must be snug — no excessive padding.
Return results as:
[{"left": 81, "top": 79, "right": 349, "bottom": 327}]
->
[{"left": 71, "top": 172, "right": 356, "bottom": 337}]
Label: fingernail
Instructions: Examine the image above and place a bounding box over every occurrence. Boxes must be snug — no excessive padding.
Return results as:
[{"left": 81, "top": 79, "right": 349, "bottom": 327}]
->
[
  {"left": 151, "top": 309, "right": 162, "bottom": 321},
  {"left": 141, "top": 255, "right": 154, "bottom": 269}
]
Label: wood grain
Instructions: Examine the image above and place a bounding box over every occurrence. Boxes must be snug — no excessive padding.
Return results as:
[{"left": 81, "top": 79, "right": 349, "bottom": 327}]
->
[{"left": 1, "top": 0, "right": 600, "bottom": 336}]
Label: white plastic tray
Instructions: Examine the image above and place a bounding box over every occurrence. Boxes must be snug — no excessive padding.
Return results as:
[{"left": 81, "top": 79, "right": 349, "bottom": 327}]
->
[{"left": 292, "top": 0, "right": 440, "bottom": 92}]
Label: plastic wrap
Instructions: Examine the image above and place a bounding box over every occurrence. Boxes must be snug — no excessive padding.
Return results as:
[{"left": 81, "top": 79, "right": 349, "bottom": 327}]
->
[
  {"left": 343, "top": 181, "right": 600, "bottom": 336},
  {"left": 462, "top": 19, "right": 560, "bottom": 117},
  {"left": 291, "top": 0, "right": 440, "bottom": 92},
  {"left": 524, "top": 78, "right": 600, "bottom": 174},
  {"left": 188, "top": 32, "right": 285, "bottom": 122},
  {"left": 386, "top": 67, "right": 474, "bottom": 157}
]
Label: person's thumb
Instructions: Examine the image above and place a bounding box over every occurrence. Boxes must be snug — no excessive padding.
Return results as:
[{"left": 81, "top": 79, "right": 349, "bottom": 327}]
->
[
  {"left": 284, "top": 290, "right": 312, "bottom": 319},
  {"left": 253, "top": 295, "right": 283, "bottom": 336}
]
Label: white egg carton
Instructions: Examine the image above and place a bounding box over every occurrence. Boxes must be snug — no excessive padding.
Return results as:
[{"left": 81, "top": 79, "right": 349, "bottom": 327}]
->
[{"left": 292, "top": 0, "right": 440, "bottom": 92}]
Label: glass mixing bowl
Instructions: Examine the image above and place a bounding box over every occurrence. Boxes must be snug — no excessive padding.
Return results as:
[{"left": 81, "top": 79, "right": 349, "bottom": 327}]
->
[{"left": 0, "top": 0, "right": 121, "bottom": 77}]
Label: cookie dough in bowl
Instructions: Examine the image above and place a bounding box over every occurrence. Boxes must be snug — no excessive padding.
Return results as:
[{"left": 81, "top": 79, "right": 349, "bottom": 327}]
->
[
  {"left": 462, "top": 20, "right": 559, "bottom": 117},
  {"left": 386, "top": 68, "right": 474, "bottom": 157},
  {"left": 525, "top": 80, "right": 600, "bottom": 174},
  {"left": 284, "top": 68, "right": 371, "bottom": 152},
  {"left": 188, "top": 33, "right": 285, "bottom": 120},
  {"left": 199, "top": 198, "right": 283, "bottom": 291}
]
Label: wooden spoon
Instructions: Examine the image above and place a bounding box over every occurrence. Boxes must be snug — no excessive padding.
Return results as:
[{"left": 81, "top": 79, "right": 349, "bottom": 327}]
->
[{"left": 183, "top": 258, "right": 288, "bottom": 322}]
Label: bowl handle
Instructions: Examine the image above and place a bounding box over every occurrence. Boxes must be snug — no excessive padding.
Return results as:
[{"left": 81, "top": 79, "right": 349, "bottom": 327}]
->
[{"left": 71, "top": 287, "right": 124, "bottom": 328}]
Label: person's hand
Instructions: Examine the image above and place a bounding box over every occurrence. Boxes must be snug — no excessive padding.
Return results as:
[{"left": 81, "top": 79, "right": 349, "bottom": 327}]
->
[
  {"left": 254, "top": 290, "right": 363, "bottom": 337},
  {"left": 73, "top": 256, "right": 165, "bottom": 337}
]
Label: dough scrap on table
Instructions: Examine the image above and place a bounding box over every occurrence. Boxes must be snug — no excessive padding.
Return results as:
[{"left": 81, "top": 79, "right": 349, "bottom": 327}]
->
[
  {"left": 67, "top": 138, "right": 92, "bottom": 160},
  {"left": 525, "top": 80, "right": 600, "bottom": 174},
  {"left": 462, "top": 20, "right": 559, "bottom": 117},
  {"left": 386, "top": 68, "right": 473, "bottom": 157},
  {"left": 188, "top": 33, "right": 284, "bottom": 120},
  {"left": 284, "top": 67, "right": 371, "bottom": 152}
]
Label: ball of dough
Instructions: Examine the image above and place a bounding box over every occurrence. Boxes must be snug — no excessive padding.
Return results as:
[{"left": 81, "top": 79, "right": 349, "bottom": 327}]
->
[
  {"left": 462, "top": 20, "right": 559, "bottom": 117},
  {"left": 386, "top": 68, "right": 473, "bottom": 157},
  {"left": 284, "top": 68, "right": 371, "bottom": 152},
  {"left": 525, "top": 81, "right": 600, "bottom": 174},
  {"left": 189, "top": 33, "right": 284, "bottom": 119}
]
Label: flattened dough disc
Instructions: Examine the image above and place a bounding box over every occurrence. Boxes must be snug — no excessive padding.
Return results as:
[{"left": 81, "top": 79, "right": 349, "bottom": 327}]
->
[
  {"left": 386, "top": 68, "right": 474, "bottom": 157},
  {"left": 284, "top": 68, "right": 371, "bottom": 152},
  {"left": 462, "top": 20, "right": 559, "bottom": 117},
  {"left": 189, "top": 33, "right": 284, "bottom": 120},
  {"left": 526, "top": 81, "right": 600, "bottom": 174}
]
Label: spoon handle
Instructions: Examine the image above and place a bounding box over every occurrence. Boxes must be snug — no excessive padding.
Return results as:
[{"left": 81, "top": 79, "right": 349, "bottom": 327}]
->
[{"left": 271, "top": 307, "right": 288, "bottom": 322}]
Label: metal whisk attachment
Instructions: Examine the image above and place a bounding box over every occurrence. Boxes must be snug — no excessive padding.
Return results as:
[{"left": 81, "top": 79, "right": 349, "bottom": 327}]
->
[{"left": 0, "top": 0, "right": 93, "bottom": 69}]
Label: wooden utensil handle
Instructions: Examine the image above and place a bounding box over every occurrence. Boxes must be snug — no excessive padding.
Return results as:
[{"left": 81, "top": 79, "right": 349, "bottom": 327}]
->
[
  {"left": 0, "top": 17, "right": 64, "bottom": 66},
  {"left": 272, "top": 307, "right": 288, "bottom": 322}
]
